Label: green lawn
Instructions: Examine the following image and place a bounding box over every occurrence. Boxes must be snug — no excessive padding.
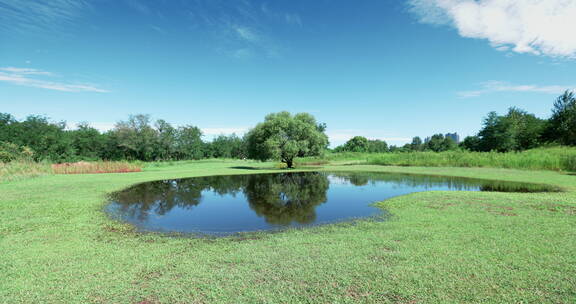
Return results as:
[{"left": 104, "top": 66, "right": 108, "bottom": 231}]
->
[{"left": 1, "top": 160, "right": 575, "bottom": 303}]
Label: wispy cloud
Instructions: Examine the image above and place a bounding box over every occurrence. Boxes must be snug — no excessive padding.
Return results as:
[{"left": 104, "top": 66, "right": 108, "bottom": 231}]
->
[
  {"left": 182, "top": 1, "right": 293, "bottom": 59},
  {"left": 408, "top": 0, "right": 576, "bottom": 58},
  {"left": 0, "top": 67, "right": 52, "bottom": 76},
  {"left": 0, "top": 67, "right": 109, "bottom": 93},
  {"left": 284, "top": 13, "right": 303, "bottom": 27},
  {"left": 219, "top": 22, "right": 282, "bottom": 59},
  {"left": 125, "top": 0, "right": 150, "bottom": 15},
  {"left": 458, "top": 81, "right": 574, "bottom": 98},
  {"left": 260, "top": 3, "right": 303, "bottom": 27},
  {"left": 0, "top": 0, "right": 90, "bottom": 34},
  {"left": 233, "top": 25, "right": 259, "bottom": 42}
]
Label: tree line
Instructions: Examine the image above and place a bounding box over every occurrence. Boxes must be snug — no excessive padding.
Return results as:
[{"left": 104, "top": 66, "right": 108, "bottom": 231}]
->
[
  {"left": 335, "top": 91, "right": 576, "bottom": 153},
  {"left": 0, "top": 113, "right": 245, "bottom": 162},
  {"left": 1, "top": 90, "right": 575, "bottom": 164},
  {"left": 0, "top": 111, "right": 328, "bottom": 168}
]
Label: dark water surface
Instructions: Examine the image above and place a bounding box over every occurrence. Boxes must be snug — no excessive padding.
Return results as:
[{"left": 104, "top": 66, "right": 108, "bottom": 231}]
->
[{"left": 106, "top": 171, "right": 556, "bottom": 236}]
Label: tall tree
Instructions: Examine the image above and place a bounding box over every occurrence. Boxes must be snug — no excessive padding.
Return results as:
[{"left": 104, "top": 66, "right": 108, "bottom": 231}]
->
[
  {"left": 69, "top": 122, "right": 106, "bottom": 160},
  {"left": 209, "top": 134, "right": 245, "bottom": 159},
  {"left": 245, "top": 112, "right": 329, "bottom": 168},
  {"left": 155, "top": 119, "right": 177, "bottom": 160},
  {"left": 546, "top": 91, "right": 576, "bottom": 145},
  {"left": 460, "top": 136, "right": 481, "bottom": 151},
  {"left": 476, "top": 108, "right": 545, "bottom": 152},
  {"left": 110, "top": 114, "right": 158, "bottom": 161},
  {"left": 175, "top": 125, "right": 204, "bottom": 160},
  {"left": 341, "top": 136, "right": 369, "bottom": 152},
  {"left": 477, "top": 111, "right": 512, "bottom": 152},
  {"left": 367, "top": 139, "right": 388, "bottom": 153},
  {"left": 410, "top": 136, "right": 423, "bottom": 151}
]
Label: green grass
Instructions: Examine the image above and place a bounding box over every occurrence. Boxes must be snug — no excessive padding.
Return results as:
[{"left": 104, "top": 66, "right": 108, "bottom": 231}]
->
[
  {"left": 369, "top": 147, "right": 576, "bottom": 171},
  {"left": 299, "top": 147, "right": 576, "bottom": 172},
  {"left": 1, "top": 160, "right": 575, "bottom": 303}
]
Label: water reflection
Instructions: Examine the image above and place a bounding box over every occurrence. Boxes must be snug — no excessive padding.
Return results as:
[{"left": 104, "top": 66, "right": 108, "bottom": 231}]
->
[
  {"left": 244, "top": 173, "right": 329, "bottom": 225},
  {"left": 107, "top": 171, "right": 556, "bottom": 235}
]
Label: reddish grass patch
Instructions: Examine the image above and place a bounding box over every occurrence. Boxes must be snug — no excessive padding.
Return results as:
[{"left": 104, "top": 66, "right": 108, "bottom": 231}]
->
[{"left": 52, "top": 161, "right": 142, "bottom": 174}]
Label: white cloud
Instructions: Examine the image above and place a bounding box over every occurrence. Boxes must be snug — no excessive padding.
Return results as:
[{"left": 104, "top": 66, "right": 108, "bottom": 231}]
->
[
  {"left": 409, "top": 0, "right": 576, "bottom": 58},
  {"left": 458, "top": 81, "right": 574, "bottom": 98},
  {"left": 0, "top": 67, "right": 108, "bottom": 93}
]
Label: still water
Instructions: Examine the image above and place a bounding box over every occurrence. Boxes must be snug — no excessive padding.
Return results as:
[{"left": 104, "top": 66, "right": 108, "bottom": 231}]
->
[{"left": 106, "top": 171, "right": 555, "bottom": 236}]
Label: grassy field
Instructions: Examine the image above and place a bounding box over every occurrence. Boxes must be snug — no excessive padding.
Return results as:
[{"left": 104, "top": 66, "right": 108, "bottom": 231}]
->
[
  {"left": 1, "top": 160, "right": 575, "bottom": 303},
  {"left": 299, "top": 147, "right": 576, "bottom": 172}
]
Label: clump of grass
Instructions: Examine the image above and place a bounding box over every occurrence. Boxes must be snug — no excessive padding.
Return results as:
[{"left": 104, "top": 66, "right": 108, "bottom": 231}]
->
[
  {"left": 368, "top": 147, "right": 576, "bottom": 172},
  {"left": 51, "top": 161, "right": 142, "bottom": 174},
  {"left": 0, "top": 160, "right": 52, "bottom": 183}
]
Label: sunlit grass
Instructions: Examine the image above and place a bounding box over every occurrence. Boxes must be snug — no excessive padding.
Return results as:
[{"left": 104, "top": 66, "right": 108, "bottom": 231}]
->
[
  {"left": 368, "top": 147, "right": 576, "bottom": 171},
  {"left": 0, "top": 161, "right": 574, "bottom": 303},
  {"left": 298, "top": 147, "right": 576, "bottom": 172}
]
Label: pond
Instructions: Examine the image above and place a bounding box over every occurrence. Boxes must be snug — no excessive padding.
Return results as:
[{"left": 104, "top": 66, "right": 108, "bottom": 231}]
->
[{"left": 106, "top": 171, "right": 557, "bottom": 236}]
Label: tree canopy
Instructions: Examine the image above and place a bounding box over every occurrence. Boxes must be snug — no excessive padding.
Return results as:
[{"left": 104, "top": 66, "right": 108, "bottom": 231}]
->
[
  {"left": 245, "top": 112, "right": 329, "bottom": 168},
  {"left": 545, "top": 91, "right": 576, "bottom": 146}
]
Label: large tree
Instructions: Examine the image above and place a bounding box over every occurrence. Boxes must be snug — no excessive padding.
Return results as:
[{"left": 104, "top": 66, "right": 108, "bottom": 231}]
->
[
  {"left": 545, "top": 91, "right": 576, "bottom": 145},
  {"left": 424, "top": 134, "right": 457, "bottom": 152},
  {"left": 340, "top": 136, "right": 369, "bottom": 152},
  {"left": 175, "top": 125, "right": 204, "bottom": 160},
  {"left": 245, "top": 112, "right": 329, "bottom": 168},
  {"left": 69, "top": 122, "right": 106, "bottom": 160},
  {"left": 109, "top": 114, "right": 158, "bottom": 161},
  {"left": 207, "top": 134, "right": 245, "bottom": 159},
  {"left": 476, "top": 108, "right": 545, "bottom": 152}
]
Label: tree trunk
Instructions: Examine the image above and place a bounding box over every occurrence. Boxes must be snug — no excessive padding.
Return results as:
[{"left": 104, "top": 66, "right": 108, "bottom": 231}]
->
[{"left": 286, "top": 159, "right": 294, "bottom": 169}]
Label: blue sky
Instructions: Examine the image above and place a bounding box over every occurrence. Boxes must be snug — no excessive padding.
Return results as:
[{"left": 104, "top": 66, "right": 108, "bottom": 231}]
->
[{"left": 1, "top": 0, "right": 575, "bottom": 146}]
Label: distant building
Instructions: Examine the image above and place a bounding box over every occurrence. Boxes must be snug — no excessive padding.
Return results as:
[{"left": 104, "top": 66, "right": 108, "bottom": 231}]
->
[{"left": 445, "top": 132, "right": 460, "bottom": 144}]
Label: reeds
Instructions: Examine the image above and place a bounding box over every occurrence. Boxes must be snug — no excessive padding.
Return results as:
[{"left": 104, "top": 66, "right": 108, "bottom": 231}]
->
[
  {"left": 0, "top": 160, "right": 52, "bottom": 183},
  {"left": 51, "top": 161, "right": 142, "bottom": 174}
]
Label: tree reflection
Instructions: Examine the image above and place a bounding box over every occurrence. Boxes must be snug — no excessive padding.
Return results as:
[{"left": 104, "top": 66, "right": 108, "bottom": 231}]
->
[
  {"left": 109, "top": 171, "right": 554, "bottom": 226},
  {"left": 110, "top": 172, "right": 329, "bottom": 225},
  {"left": 244, "top": 172, "right": 329, "bottom": 225},
  {"left": 329, "top": 172, "right": 554, "bottom": 192},
  {"left": 110, "top": 175, "right": 245, "bottom": 221}
]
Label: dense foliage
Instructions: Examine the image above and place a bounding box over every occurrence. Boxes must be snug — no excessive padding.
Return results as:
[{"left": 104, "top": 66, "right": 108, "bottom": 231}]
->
[
  {"left": 245, "top": 111, "right": 329, "bottom": 168},
  {"left": 460, "top": 91, "right": 575, "bottom": 152},
  {"left": 334, "top": 136, "right": 388, "bottom": 153},
  {"left": 0, "top": 113, "right": 244, "bottom": 162}
]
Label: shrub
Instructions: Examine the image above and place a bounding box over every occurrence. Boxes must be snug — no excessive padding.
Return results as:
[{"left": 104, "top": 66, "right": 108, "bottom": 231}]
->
[{"left": 0, "top": 142, "right": 34, "bottom": 162}]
